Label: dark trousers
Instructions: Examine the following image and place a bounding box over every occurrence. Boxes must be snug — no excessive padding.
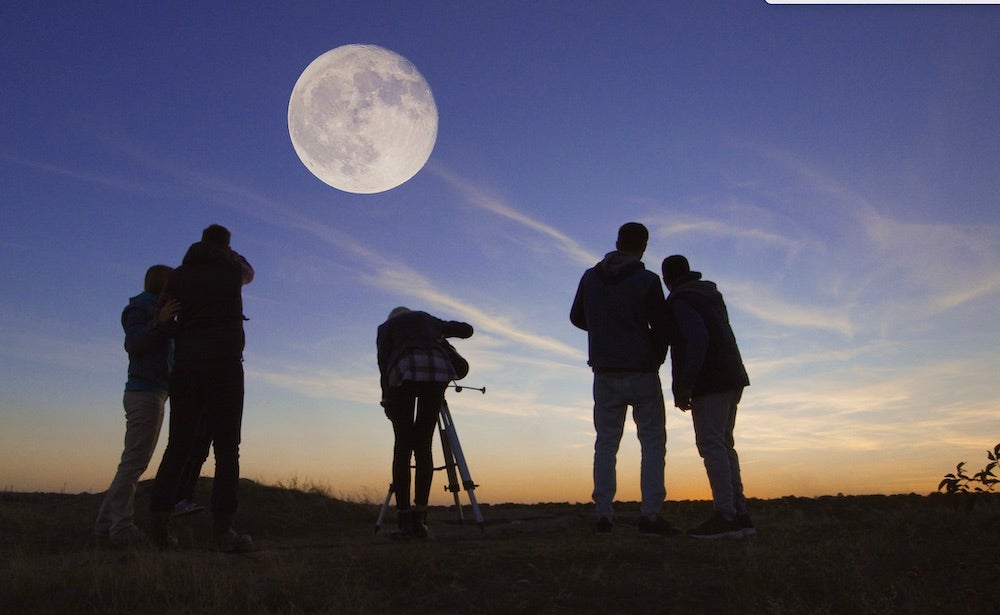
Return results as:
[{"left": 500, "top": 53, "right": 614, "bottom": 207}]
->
[
  {"left": 176, "top": 414, "right": 212, "bottom": 503},
  {"left": 151, "top": 360, "right": 244, "bottom": 521},
  {"left": 384, "top": 380, "right": 447, "bottom": 509}
]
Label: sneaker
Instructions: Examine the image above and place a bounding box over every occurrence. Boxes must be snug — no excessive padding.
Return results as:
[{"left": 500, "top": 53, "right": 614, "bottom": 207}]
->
[
  {"left": 687, "top": 512, "right": 743, "bottom": 540},
  {"left": 150, "top": 512, "right": 178, "bottom": 550},
  {"left": 737, "top": 513, "right": 757, "bottom": 537},
  {"left": 109, "top": 525, "right": 148, "bottom": 547},
  {"left": 638, "top": 514, "right": 681, "bottom": 536},
  {"left": 390, "top": 509, "right": 414, "bottom": 539},
  {"left": 595, "top": 517, "right": 613, "bottom": 535},
  {"left": 411, "top": 509, "right": 431, "bottom": 540},
  {"left": 172, "top": 500, "right": 206, "bottom": 517},
  {"left": 216, "top": 528, "right": 255, "bottom": 553}
]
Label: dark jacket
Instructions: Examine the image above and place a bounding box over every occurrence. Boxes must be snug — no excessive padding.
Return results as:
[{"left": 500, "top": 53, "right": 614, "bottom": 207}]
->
[
  {"left": 165, "top": 242, "right": 249, "bottom": 365},
  {"left": 377, "top": 310, "right": 473, "bottom": 396},
  {"left": 665, "top": 272, "right": 749, "bottom": 400},
  {"left": 570, "top": 251, "right": 667, "bottom": 373},
  {"left": 122, "top": 291, "right": 172, "bottom": 392}
]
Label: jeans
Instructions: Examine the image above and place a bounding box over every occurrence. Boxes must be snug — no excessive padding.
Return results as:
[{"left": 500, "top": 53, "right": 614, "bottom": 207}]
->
[
  {"left": 384, "top": 380, "right": 447, "bottom": 509},
  {"left": 95, "top": 391, "right": 166, "bottom": 537},
  {"left": 592, "top": 372, "right": 666, "bottom": 519},
  {"left": 691, "top": 387, "right": 747, "bottom": 519},
  {"left": 151, "top": 360, "right": 244, "bottom": 521}
]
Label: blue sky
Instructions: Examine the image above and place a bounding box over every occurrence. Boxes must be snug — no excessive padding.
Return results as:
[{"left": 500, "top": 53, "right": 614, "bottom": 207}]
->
[{"left": 2, "top": 2, "right": 998, "bottom": 504}]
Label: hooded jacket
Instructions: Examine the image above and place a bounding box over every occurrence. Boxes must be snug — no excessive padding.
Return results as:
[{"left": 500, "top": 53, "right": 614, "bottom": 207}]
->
[
  {"left": 570, "top": 251, "right": 667, "bottom": 373},
  {"left": 165, "top": 242, "right": 250, "bottom": 364},
  {"left": 665, "top": 271, "right": 749, "bottom": 399},
  {"left": 122, "top": 290, "right": 172, "bottom": 392}
]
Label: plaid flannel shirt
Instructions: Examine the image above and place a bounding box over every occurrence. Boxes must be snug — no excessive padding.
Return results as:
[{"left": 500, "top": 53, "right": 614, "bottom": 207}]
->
[{"left": 387, "top": 346, "right": 455, "bottom": 389}]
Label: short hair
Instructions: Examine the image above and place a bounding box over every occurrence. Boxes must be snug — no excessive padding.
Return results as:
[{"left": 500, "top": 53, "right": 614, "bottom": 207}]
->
[
  {"left": 144, "top": 265, "right": 173, "bottom": 294},
  {"left": 201, "top": 224, "right": 231, "bottom": 247},
  {"left": 616, "top": 222, "right": 649, "bottom": 253},
  {"left": 661, "top": 254, "right": 690, "bottom": 285}
]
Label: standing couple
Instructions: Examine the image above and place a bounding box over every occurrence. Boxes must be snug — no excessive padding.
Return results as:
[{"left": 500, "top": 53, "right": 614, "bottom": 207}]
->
[
  {"left": 571, "top": 222, "right": 752, "bottom": 539},
  {"left": 94, "top": 224, "right": 256, "bottom": 552}
]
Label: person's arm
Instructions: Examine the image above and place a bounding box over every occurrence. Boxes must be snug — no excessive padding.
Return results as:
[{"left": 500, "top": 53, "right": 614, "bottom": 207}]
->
[
  {"left": 231, "top": 249, "right": 254, "bottom": 285},
  {"left": 569, "top": 277, "right": 588, "bottom": 331},
  {"left": 123, "top": 301, "right": 177, "bottom": 355},
  {"left": 646, "top": 280, "right": 669, "bottom": 365},
  {"left": 672, "top": 299, "right": 708, "bottom": 409},
  {"left": 376, "top": 324, "right": 391, "bottom": 397},
  {"left": 441, "top": 320, "right": 473, "bottom": 339}
]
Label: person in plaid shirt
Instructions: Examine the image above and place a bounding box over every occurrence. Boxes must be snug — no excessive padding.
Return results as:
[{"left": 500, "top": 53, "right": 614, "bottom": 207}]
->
[{"left": 377, "top": 307, "right": 473, "bottom": 538}]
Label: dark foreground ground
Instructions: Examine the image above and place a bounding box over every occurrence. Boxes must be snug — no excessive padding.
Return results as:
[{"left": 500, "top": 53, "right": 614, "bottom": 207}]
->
[{"left": 1, "top": 480, "right": 998, "bottom": 614}]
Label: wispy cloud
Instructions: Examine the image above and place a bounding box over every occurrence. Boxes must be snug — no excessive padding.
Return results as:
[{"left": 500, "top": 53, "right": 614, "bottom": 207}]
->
[
  {"left": 364, "top": 264, "right": 581, "bottom": 359},
  {"left": 724, "top": 281, "right": 856, "bottom": 337},
  {"left": 756, "top": 146, "right": 1000, "bottom": 311},
  {"left": 0, "top": 325, "right": 119, "bottom": 375},
  {"left": 654, "top": 218, "right": 801, "bottom": 251},
  {"left": 859, "top": 209, "right": 1000, "bottom": 315},
  {"left": 251, "top": 364, "right": 375, "bottom": 405},
  {"left": 4, "top": 153, "right": 166, "bottom": 196},
  {"left": 428, "top": 163, "right": 599, "bottom": 266}
]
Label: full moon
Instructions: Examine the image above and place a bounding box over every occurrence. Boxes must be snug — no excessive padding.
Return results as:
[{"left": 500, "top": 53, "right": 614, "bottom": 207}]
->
[{"left": 287, "top": 44, "right": 438, "bottom": 194}]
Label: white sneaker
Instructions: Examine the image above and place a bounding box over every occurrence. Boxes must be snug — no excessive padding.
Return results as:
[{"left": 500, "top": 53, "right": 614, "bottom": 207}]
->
[{"left": 172, "top": 500, "right": 206, "bottom": 517}]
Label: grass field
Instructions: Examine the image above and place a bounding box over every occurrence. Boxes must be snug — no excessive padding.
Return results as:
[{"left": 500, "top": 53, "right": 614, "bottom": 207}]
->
[{"left": 1, "top": 479, "right": 997, "bottom": 614}]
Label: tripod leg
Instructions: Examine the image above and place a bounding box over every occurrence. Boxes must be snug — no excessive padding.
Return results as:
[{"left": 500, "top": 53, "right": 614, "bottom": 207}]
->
[
  {"left": 438, "top": 413, "right": 466, "bottom": 522},
  {"left": 440, "top": 401, "right": 485, "bottom": 529},
  {"left": 374, "top": 483, "right": 393, "bottom": 534}
]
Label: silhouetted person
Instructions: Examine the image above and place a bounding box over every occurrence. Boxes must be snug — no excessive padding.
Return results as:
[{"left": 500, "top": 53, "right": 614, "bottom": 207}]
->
[
  {"left": 377, "top": 307, "right": 473, "bottom": 538},
  {"left": 661, "top": 255, "right": 753, "bottom": 539},
  {"left": 95, "top": 265, "right": 180, "bottom": 545},
  {"left": 570, "top": 222, "right": 678, "bottom": 535},
  {"left": 150, "top": 224, "right": 254, "bottom": 552}
]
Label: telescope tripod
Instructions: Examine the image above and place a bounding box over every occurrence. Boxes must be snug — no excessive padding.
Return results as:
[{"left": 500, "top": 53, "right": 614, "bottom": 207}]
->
[{"left": 375, "top": 385, "right": 486, "bottom": 534}]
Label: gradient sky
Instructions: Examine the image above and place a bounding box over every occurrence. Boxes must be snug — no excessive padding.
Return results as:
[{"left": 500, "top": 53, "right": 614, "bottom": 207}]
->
[{"left": 2, "top": 2, "right": 998, "bottom": 506}]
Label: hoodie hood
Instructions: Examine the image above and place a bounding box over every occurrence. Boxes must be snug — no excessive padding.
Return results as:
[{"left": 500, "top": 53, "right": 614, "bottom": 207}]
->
[
  {"left": 595, "top": 250, "right": 644, "bottom": 283},
  {"left": 669, "top": 273, "right": 724, "bottom": 305},
  {"left": 668, "top": 270, "right": 703, "bottom": 289}
]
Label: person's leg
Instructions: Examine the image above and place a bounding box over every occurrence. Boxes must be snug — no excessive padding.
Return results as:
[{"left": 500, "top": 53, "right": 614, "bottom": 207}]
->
[
  {"left": 151, "top": 368, "right": 202, "bottom": 514},
  {"left": 175, "top": 412, "right": 212, "bottom": 506},
  {"left": 95, "top": 391, "right": 166, "bottom": 537},
  {"left": 592, "top": 374, "right": 627, "bottom": 520},
  {"left": 629, "top": 373, "right": 666, "bottom": 518},
  {"left": 385, "top": 382, "right": 417, "bottom": 510},
  {"left": 202, "top": 360, "right": 254, "bottom": 552},
  {"left": 691, "top": 390, "right": 737, "bottom": 519},
  {"left": 412, "top": 381, "right": 446, "bottom": 507},
  {"left": 206, "top": 361, "right": 244, "bottom": 526},
  {"left": 724, "top": 388, "right": 747, "bottom": 516},
  {"left": 150, "top": 367, "right": 203, "bottom": 546}
]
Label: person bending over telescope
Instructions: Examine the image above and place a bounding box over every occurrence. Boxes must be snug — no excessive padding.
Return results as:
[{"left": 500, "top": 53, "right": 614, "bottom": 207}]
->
[{"left": 377, "top": 307, "right": 473, "bottom": 538}]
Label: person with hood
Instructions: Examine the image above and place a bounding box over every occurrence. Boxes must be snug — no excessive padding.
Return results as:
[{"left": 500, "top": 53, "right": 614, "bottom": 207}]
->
[
  {"left": 377, "top": 307, "right": 473, "bottom": 538},
  {"left": 149, "top": 224, "right": 254, "bottom": 552},
  {"left": 570, "top": 222, "right": 677, "bottom": 536},
  {"left": 95, "top": 265, "right": 180, "bottom": 545},
  {"left": 661, "top": 255, "right": 753, "bottom": 539}
]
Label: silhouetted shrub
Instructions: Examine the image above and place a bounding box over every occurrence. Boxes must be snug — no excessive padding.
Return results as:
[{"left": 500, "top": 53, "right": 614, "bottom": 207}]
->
[{"left": 938, "top": 443, "right": 999, "bottom": 511}]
